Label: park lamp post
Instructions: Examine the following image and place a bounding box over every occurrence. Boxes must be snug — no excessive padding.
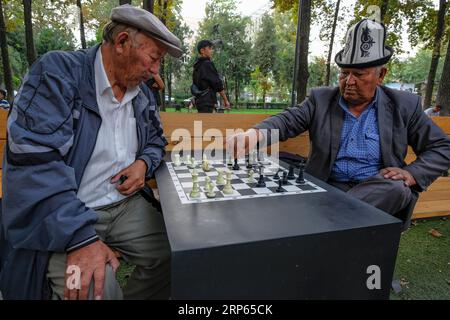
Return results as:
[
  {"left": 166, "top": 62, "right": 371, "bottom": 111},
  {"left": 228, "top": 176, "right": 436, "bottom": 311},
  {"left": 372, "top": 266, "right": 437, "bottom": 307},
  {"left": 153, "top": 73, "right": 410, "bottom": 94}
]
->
[{"left": 291, "top": 0, "right": 304, "bottom": 108}]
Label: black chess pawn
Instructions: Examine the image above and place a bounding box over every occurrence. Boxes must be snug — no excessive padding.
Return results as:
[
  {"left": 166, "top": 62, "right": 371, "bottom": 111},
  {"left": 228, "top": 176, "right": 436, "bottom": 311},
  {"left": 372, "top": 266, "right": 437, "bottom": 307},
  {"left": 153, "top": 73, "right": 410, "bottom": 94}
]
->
[
  {"left": 273, "top": 169, "right": 280, "bottom": 180},
  {"left": 287, "top": 165, "right": 295, "bottom": 180},
  {"left": 282, "top": 171, "right": 288, "bottom": 185},
  {"left": 256, "top": 173, "right": 266, "bottom": 187},
  {"left": 246, "top": 156, "right": 252, "bottom": 169},
  {"left": 232, "top": 158, "right": 240, "bottom": 170},
  {"left": 296, "top": 163, "right": 306, "bottom": 184},
  {"left": 276, "top": 179, "right": 284, "bottom": 192}
]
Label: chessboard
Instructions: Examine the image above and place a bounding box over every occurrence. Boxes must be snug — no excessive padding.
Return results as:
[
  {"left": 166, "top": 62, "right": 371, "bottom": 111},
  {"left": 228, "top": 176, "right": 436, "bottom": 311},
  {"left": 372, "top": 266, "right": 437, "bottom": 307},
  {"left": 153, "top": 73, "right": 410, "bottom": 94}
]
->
[{"left": 167, "top": 157, "right": 327, "bottom": 204}]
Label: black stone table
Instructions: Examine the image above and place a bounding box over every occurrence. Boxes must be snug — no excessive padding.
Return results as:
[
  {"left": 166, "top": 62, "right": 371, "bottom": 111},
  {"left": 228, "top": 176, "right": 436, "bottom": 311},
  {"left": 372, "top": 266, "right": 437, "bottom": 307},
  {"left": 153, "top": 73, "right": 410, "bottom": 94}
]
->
[{"left": 155, "top": 154, "right": 402, "bottom": 299}]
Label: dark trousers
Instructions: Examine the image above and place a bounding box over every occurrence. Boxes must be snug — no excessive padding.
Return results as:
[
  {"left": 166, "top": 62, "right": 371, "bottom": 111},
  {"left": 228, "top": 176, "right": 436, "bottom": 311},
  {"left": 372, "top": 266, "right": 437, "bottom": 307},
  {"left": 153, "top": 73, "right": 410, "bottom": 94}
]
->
[
  {"left": 196, "top": 105, "right": 214, "bottom": 113},
  {"left": 328, "top": 174, "right": 412, "bottom": 215}
]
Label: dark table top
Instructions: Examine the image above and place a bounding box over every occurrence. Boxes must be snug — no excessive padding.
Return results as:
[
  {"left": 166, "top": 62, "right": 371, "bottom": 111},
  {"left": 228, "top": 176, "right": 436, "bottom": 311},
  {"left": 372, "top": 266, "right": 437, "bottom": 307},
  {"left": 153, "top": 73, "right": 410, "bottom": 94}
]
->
[{"left": 155, "top": 154, "right": 401, "bottom": 253}]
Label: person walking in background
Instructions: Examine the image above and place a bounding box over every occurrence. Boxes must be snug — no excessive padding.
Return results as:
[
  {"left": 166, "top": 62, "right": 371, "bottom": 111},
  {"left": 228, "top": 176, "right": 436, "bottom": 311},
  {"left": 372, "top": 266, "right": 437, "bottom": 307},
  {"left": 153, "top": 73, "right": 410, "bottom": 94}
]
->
[{"left": 192, "top": 39, "right": 230, "bottom": 113}]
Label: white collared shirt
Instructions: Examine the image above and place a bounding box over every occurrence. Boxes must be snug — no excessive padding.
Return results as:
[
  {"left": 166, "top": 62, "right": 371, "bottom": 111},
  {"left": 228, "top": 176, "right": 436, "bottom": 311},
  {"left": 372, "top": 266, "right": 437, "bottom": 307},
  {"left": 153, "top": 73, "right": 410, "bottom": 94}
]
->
[{"left": 77, "top": 47, "right": 140, "bottom": 208}]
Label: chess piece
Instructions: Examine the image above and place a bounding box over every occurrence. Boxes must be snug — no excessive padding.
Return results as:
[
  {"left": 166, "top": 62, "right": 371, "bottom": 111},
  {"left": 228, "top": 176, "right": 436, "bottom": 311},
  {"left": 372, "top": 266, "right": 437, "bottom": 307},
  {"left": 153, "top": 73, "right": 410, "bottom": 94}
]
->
[
  {"left": 248, "top": 169, "right": 256, "bottom": 183},
  {"left": 190, "top": 174, "right": 200, "bottom": 198},
  {"left": 185, "top": 154, "right": 191, "bottom": 165},
  {"left": 296, "top": 163, "right": 306, "bottom": 184},
  {"left": 204, "top": 176, "right": 211, "bottom": 190},
  {"left": 206, "top": 180, "right": 216, "bottom": 198},
  {"left": 256, "top": 167, "right": 266, "bottom": 187},
  {"left": 287, "top": 165, "right": 295, "bottom": 180},
  {"left": 276, "top": 179, "right": 284, "bottom": 192},
  {"left": 273, "top": 169, "right": 280, "bottom": 180},
  {"left": 227, "top": 155, "right": 233, "bottom": 167},
  {"left": 192, "top": 167, "right": 199, "bottom": 177},
  {"left": 223, "top": 171, "right": 234, "bottom": 194},
  {"left": 282, "top": 171, "right": 288, "bottom": 185},
  {"left": 246, "top": 156, "right": 252, "bottom": 169},
  {"left": 232, "top": 158, "right": 240, "bottom": 170},
  {"left": 216, "top": 169, "right": 225, "bottom": 185},
  {"left": 173, "top": 153, "right": 181, "bottom": 167},
  {"left": 202, "top": 157, "right": 210, "bottom": 172},
  {"left": 189, "top": 157, "right": 196, "bottom": 169}
]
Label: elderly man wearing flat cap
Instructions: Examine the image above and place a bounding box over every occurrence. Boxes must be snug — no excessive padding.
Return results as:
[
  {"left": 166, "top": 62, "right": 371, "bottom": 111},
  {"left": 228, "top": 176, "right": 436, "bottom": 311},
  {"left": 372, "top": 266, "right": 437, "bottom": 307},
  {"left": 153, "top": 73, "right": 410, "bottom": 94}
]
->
[
  {"left": 0, "top": 5, "right": 182, "bottom": 300},
  {"left": 227, "top": 19, "right": 450, "bottom": 220}
]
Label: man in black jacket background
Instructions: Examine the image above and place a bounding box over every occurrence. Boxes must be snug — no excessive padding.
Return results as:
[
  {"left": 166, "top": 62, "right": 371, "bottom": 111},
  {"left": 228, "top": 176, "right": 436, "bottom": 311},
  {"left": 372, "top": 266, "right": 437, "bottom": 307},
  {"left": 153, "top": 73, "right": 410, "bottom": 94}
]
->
[{"left": 192, "top": 40, "right": 230, "bottom": 113}]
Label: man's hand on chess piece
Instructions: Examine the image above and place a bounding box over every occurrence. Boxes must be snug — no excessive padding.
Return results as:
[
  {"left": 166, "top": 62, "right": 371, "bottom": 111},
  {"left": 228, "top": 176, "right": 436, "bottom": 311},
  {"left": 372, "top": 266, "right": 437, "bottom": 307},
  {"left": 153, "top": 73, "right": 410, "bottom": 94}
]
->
[
  {"left": 225, "top": 129, "right": 263, "bottom": 158},
  {"left": 111, "top": 159, "right": 148, "bottom": 195}
]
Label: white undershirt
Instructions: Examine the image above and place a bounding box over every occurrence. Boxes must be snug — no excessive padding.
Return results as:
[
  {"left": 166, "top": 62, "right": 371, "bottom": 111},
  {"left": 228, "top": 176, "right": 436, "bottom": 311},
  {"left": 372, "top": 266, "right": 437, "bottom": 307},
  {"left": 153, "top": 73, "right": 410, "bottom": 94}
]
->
[{"left": 77, "top": 47, "right": 140, "bottom": 208}]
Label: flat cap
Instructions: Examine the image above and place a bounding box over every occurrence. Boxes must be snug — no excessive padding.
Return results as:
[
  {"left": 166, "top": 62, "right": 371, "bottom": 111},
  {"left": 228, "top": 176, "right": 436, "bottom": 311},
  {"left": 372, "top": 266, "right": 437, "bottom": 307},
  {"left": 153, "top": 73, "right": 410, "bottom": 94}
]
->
[{"left": 110, "top": 4, "right": 183, "bottom": 58}]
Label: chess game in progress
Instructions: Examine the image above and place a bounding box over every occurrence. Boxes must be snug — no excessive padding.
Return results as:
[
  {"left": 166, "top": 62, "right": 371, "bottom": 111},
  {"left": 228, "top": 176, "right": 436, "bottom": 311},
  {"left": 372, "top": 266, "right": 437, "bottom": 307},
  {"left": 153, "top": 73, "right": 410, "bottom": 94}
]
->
[{"left": 166, "top": 152, "right": 327, "bottom": 204}]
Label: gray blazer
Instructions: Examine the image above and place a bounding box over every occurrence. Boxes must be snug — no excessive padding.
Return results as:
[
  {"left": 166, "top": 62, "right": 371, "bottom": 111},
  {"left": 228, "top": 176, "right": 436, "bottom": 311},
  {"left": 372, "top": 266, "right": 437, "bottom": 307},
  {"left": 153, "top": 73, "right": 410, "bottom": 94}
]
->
[{"left": 255, "top": 86, "right": 450, "bottom": 191}]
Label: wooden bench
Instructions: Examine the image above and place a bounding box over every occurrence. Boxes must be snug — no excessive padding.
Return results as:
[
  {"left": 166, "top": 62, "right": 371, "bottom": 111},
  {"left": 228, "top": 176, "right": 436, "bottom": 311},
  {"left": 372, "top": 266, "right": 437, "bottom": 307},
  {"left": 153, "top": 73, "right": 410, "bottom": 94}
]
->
[{"left": 0, "top": 110, "right": 448, "bottom": 220}]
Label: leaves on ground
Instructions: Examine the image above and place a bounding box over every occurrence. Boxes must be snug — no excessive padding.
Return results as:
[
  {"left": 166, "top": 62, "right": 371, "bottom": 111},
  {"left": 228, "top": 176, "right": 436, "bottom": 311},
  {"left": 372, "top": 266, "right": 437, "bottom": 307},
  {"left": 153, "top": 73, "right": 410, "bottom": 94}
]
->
[{"left": 428, "top": 228, "right": 443, "bottom": 238}]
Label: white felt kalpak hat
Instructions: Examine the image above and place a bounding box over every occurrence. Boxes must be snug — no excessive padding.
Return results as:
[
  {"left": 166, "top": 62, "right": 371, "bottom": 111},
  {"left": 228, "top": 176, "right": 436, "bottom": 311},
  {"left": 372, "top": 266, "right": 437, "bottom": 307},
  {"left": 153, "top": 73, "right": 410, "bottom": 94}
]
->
[{"left": 335, "top": 19, "right": 393, "bottom": 68}]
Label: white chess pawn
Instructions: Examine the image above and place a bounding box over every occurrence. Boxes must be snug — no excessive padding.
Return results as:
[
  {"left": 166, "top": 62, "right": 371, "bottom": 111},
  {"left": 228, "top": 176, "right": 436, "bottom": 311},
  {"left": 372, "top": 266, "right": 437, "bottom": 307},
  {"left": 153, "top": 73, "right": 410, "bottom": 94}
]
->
[
  {"left": 173, "top": 153, "right": 181, "bottom": 167},
  {"left": 223, "top": 171, "right": 233, "bottom": 194},
  {"left": 216, "top": 169, "right": 225, "bottom": 185},
  {"left": 185, "top": 154, "right": 191, "bottom": 165}
]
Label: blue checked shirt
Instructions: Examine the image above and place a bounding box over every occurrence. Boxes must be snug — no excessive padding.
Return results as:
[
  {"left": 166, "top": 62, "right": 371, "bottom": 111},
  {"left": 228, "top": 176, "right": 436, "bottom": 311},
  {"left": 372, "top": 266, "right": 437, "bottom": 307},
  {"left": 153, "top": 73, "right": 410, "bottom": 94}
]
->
[{"left": 330, "top": 89, "right": 382, "bottom": 182}]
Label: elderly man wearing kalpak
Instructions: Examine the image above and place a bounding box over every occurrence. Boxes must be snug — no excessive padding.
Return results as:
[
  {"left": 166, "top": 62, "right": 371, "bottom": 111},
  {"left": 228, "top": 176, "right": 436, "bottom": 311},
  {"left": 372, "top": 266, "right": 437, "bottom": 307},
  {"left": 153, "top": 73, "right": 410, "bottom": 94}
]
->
[
  {"left": 227, "top": 19, "right": 450, "bottom": 219},
  {"left": 0, "top": 5, "right": 182, "bottom": 300}
]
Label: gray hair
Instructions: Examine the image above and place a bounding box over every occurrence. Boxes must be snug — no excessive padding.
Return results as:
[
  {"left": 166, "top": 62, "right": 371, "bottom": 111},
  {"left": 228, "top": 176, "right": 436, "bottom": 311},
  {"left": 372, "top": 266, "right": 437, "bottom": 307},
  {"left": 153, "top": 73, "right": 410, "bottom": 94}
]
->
[{"left": 102, "top": 21, "right": 140, "bottom": 45}]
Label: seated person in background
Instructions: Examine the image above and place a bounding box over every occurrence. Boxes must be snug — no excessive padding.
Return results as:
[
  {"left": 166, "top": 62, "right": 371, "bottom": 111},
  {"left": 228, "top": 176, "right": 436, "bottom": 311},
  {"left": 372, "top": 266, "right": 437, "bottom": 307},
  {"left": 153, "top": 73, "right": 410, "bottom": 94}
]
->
[
  {"left": 0, "top": 88, "right": 10, "bottom": 110},
  {"left": 424, "top": 104, "right": 441, "bottom": 117},
  {"left": 0, "top": 4, "right": 182, "bottom": 300},
  {"left": 227, "top": 19, "right": 450, "bottom": 217}
]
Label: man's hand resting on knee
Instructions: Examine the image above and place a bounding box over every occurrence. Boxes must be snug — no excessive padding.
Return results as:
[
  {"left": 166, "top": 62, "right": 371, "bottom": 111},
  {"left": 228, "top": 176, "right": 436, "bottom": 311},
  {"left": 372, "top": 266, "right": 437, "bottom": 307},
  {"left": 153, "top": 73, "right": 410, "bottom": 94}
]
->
[
  {"left": 65, "top": 240, "right": 120, "bottom": 300},
  {"left": 111, "top": 159, "right": 148, "bottom": 196},
  {"left": 380, "top": 167, "right": 417, "bottom": 187}
]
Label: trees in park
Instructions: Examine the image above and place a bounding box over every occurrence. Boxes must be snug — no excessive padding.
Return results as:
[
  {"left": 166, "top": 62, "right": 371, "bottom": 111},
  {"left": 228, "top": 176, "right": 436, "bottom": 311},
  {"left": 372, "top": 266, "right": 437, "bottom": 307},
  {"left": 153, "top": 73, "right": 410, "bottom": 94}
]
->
[
  {"left": 423, "top": 0, "right": 447, "bottom": 109},
  {"left": 0, "top": 0, "right": 13, "bottom": 102},
  {"left": 436, "top": 39, "right": 450, "bottom": 116},
  {"left": 76, "top": 0, "right": 87, "bottom": 49},
  {"left": 22, "top": 0, "right": 35, "bottom": 66},
  {"left": 253, "top": 14, "right": 277, "bottom": 107}
]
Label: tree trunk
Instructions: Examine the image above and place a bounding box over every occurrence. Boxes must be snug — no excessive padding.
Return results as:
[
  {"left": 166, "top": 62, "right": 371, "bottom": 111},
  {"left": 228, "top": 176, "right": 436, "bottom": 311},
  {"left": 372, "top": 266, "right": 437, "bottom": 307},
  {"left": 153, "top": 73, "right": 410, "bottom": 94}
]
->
[
  {"left": 143, "top": 0, "right": 155, "bottom": 13},
  {"left": 119, "top": 0, "right": 131, "bottom": 4},
  {"left": 296, "top": 0, "right": 311, "bottom": 104},
  {"left": 168, "top": 63, "right": 172, "bottom": 106},
  {"left": 424, "top": 0, "right": 446, "bottom": 109},
  {"left": 380, "top": 0, "right": 389, "bottom": 23},
  {"left": 76, "top": 0, "right": 86, "bottom": 49},
  {"left": 234, "top": 75, "right": 239, "bottom": 109},
  {"left": 436, "top": 39, "right": 450, "bottom": 116},
  {"left": 157, "top": 0, "right": 168, "bottom": 111},
  {"left": 263, "top": 89, "right": 266, "bottom": 108},
  {"left": 0, "top": 0, "right": 13, "bottom": 102},
  {"left": 325, "top": 0, "right": 340, "bottom": 86},
  {"left": 22, "top": 0, "right": 36, "bottom": 66}
]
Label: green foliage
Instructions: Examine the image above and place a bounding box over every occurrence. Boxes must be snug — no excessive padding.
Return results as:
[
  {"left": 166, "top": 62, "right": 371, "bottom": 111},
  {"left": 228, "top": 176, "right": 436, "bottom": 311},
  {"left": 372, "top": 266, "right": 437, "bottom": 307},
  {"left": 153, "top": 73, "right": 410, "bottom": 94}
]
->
[
  {"left": 35, "top": 27, "right": 75, "bottom": 57},
  {"left": 385, "top": 49, "right": 444, "bottom": 85}
]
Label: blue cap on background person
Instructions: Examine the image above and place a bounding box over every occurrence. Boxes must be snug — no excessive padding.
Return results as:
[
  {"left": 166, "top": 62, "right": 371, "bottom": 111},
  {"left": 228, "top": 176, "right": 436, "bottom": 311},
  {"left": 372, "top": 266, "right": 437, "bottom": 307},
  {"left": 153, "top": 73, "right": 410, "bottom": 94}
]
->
[
  {"left": 110, "top": 4, "right": 183, "bottom": 58},
  {"left": 335, "top": 19, "right": 394, "bottom": 68}
]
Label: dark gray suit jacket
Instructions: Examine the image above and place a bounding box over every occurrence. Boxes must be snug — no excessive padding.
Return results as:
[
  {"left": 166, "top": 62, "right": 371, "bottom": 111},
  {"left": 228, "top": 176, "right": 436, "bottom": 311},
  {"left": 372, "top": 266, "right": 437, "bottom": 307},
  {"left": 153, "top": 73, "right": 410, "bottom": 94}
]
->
[{"left": 255, "top": 86, "right": 450, "bottom": 192}]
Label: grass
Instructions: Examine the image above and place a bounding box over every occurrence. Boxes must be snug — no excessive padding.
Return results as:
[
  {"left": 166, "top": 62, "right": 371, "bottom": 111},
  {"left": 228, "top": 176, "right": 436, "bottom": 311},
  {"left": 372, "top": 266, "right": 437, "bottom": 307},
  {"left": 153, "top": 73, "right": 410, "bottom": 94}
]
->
[
  {"left": 116, "top": 219, "right": 450, "bottom": 299},
  {"left": 390, "top": 218, "right": 450, "bottom": 300},
  {"left": 163, "top": 107, "right": 284, "bottom": 115}
]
